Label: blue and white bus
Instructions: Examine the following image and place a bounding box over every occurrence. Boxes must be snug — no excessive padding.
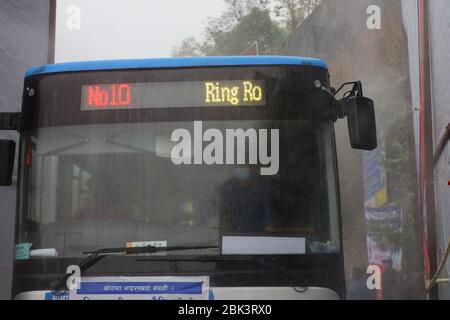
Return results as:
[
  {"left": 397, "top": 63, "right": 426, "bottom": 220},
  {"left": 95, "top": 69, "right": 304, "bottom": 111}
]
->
[{"left": 0, "top": 56, "right": 376, "bottom": 300}]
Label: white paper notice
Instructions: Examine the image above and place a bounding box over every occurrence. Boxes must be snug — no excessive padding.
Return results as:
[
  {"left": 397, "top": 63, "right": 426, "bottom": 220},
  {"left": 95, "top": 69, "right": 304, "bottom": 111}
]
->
[
  {"left": 68, "top": 276, "right": 209, "bottom": 300},
  {"left": 222, "top": 236, "right": 306, "bottom": 255}
]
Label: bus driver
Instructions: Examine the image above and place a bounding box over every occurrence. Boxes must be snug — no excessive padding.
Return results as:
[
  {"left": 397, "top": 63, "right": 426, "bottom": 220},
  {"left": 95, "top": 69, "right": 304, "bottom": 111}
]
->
[{"left": 218, "top": 165, "right": 275, "bottom": 234}]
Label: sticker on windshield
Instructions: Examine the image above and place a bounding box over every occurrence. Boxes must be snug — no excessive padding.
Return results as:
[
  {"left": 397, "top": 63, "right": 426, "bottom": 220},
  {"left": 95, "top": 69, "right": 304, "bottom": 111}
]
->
[
  {"left": 15, "top": 243, "right": 32, "bottom": 260},
  {"left": 126, "top": 241, "right": 168, "bottom": 256},
  {"left": 126, "top": 240, "right": 167, "bottom": 248},
  {"left": 68, "top": 276, "right": 209, "bottom": 300},
  {"left": 222, "top": 236, "right": 306, "bottom": 255}
]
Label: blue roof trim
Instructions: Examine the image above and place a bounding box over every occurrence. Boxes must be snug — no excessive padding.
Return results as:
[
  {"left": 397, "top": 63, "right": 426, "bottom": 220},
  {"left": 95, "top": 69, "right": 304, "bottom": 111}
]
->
[{"left": 25, "top": 56, "right": 328, "bottom": 77}]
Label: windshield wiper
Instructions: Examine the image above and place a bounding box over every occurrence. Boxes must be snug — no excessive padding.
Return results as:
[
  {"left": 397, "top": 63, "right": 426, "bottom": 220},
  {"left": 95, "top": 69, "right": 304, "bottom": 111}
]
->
[
  {"left": 50, "top": 244, "right": 219, "bottom": 292},
  {"left": 82, "top": 245, "right": 219, "bottom": 255},
  {"left": 145, "top": 255, "right": 309, "bottom": 289}
]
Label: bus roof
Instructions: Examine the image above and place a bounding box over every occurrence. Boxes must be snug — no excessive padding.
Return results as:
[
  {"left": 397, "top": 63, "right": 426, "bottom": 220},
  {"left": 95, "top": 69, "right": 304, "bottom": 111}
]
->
[{"left": 25, "top": 56, "right": 328, "bottom": 77}]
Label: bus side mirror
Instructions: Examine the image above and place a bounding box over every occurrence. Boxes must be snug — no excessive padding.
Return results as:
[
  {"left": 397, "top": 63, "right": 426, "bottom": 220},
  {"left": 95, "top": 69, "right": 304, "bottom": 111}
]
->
[
  {"left": 346, "top": 96, "right": 377, "bottom": 151},
  {"left": 0, "top": 140, "right": 16, "bottom": 186}
]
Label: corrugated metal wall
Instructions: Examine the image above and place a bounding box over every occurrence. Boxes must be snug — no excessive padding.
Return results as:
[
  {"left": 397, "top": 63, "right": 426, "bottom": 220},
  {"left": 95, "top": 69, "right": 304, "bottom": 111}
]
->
[
  {"left": 402, "top": 0, "right": 450, "bottom": 299},
  {"left": 429, "top": 0, "right": 450, "bottom": 300},
  {"left": 0, "top": 0, "right": 50, "bottom": 300}
]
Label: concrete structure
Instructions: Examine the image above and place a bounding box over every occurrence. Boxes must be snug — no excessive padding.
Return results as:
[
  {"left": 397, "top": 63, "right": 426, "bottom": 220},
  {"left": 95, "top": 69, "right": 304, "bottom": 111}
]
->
[
  {"left": 0, "top": 0, "right": 52, "bottom": 299},
  {"left": 282, "top": 0, "right": 450, "bottom": 299},
  {"left": 281, "top": 0, "right": 423, "bottom": 298}
]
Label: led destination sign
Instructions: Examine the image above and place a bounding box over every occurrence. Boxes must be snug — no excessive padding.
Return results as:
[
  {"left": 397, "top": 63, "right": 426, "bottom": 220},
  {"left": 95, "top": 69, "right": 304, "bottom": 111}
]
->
[{"left": 81, "top": 80, "right": 266, "bottom": 110}]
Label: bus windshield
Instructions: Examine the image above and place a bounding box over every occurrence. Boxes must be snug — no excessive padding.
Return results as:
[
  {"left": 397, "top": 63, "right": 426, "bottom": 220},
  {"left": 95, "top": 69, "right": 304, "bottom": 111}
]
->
[{"left": 17, "top": 119, "right": 340, "bottom": 257}]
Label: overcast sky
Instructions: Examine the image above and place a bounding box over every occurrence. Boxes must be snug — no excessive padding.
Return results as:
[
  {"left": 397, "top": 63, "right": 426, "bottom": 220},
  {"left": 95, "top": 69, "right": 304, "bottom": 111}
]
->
[{"left": 55, "top": 0, "right": 226, "bottom": 62}]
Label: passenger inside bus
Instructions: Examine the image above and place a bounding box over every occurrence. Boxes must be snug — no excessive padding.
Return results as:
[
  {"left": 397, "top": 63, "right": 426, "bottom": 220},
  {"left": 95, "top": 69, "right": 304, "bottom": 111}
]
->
[
  {"left": 73, "top": 174, "right": 127, "bottom": 220},
  {"left": 218, "top": 165, "right": 275, "bottom": 234}
]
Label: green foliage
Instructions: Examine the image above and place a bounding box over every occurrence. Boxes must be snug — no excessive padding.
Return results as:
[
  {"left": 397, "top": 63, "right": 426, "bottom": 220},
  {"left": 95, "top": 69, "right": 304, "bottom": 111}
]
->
[
  {"left": 274, "top": 0, "right": 322, "bottom": 31},
  {"left": 223, "top": 0, "right": 271, "bottom": 21},
  {"left": 171, "top": 37, "right": 204, "bottom": 57},
  {"left": 172, "top": 0, "right": 322, "bottom": 57},
  {"left": 367, "top": 15, "right": 419, "bottom": 267},
  {"left": 207, "top": 8, "right": 288, "bottom": 55}
]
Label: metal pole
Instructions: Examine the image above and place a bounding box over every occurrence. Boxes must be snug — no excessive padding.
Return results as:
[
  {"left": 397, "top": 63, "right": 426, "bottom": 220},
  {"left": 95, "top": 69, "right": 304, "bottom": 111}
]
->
[
  {"left": 418, "top": 0, "right": 438, "bottom": 300},
  {"left": 48, "top": 0, "right": 57, "bottom": 64}
]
